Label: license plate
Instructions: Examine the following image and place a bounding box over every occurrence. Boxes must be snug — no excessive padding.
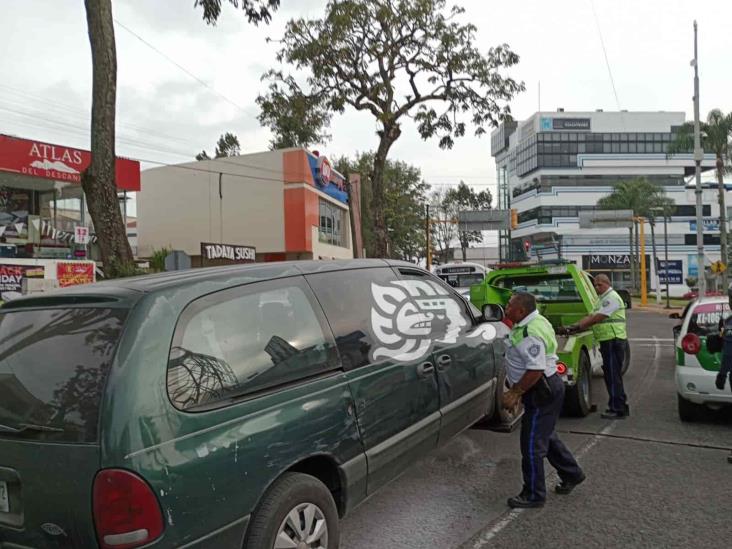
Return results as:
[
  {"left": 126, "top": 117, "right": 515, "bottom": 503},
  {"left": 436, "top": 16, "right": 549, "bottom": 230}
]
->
[{"left": 0, "top": 481, "right": 8, "bottom": 513}]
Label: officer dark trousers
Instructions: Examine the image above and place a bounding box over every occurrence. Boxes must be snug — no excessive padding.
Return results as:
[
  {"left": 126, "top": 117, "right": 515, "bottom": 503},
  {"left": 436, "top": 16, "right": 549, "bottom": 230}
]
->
[
  {"left": 520, "top": 374, "right": 583, "bottom": 501},
  {"left": 599, "top": 339, "right": 627, "bottom": 413}
]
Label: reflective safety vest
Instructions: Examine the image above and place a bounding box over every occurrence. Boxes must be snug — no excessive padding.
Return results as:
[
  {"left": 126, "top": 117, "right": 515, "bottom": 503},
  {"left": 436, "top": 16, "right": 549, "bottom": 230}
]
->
[
  {"left": 510, "top": 312, "right": 558, "bottom": 356},
  {"left": 592, "top": 289, "right": 627, "bottom": 341}
]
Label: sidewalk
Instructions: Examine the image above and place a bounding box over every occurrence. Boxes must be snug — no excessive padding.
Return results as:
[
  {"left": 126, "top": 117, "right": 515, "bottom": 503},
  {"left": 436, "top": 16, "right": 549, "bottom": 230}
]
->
[{"left": 633, "top": 301, "right": 683, "bottom": 314}]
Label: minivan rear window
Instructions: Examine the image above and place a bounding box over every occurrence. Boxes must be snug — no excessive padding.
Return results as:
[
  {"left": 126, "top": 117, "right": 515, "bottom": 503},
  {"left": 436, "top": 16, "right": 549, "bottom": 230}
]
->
[{"left": 0, "top": 307, "right": 127, "bottom": 443}]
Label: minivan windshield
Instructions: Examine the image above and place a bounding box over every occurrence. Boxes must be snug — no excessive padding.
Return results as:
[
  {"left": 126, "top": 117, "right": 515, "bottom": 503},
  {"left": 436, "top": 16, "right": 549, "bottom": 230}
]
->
[{"left": 0, "top": 307, "right": 127, "bottom": 443}]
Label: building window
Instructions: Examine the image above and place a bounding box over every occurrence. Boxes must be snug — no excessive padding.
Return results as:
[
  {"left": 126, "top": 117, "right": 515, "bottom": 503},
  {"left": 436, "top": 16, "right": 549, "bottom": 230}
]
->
[{"left": 319, "top": 199, "right": 347, "bottom": 248}]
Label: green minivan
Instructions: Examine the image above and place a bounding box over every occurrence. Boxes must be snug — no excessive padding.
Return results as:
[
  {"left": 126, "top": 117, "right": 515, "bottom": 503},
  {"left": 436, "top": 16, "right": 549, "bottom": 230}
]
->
[{"left": 0, "top": 259, "right": 508, "bottom": 549}]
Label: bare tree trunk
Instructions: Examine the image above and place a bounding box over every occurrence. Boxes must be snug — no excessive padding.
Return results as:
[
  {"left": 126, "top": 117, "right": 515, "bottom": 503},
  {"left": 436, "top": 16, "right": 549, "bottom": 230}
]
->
[
  {"left": 83, "top": 0, "right": 134, "bottom": 277},
  {"left": 371, "top": 125, "right": 401, "bottom": 258},
  {"left": 717, "top": 155, "right": 729, "bottom": 288}
]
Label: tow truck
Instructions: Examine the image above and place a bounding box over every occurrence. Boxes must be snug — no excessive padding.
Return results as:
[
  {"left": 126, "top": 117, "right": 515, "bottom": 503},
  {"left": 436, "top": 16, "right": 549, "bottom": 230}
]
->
[{"left": 471, "top": 261, "right": 630, "bottom": 417}]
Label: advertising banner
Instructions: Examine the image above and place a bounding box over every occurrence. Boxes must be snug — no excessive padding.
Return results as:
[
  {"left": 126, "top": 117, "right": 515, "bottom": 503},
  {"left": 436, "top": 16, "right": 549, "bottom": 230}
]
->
[
  {"left": 200, "top": 242, "right": 256, "bottom": 263},
  {"left": 0, "top": 264, "right": 44, "bottom": 294},
  {"left": 57, "top": 262, "right": 95, "bottom": 287},
  {"left": 0, "top": 135, "right": 140, "bottom": 191},
  {"left": 658, "top": 260, "right": 683, "bottom": 284}
]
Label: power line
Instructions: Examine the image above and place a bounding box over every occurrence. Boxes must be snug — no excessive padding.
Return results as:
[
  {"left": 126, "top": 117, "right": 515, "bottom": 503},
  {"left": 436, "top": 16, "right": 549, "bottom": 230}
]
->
[
  {"left": 113, "top": 18, "right": 251, "bottom": 116},
  {"left": 589, "top": 0, "right": 622, "bottom": 111}
]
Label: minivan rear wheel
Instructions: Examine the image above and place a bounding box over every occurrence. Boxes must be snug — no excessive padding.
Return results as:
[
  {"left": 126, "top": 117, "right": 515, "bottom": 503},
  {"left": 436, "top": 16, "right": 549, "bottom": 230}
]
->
[{"left": 245, "top": 472, "right": 339, "bottom": 549}]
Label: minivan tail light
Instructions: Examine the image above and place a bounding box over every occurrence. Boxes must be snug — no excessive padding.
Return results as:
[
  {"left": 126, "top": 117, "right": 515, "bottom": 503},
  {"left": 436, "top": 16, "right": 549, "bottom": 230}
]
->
[
  {"left": 93, "top": 469, "right": 164, "bottom": 549},
  {"left": 681, "top": 333, "right": 701, "bottom": 355}
]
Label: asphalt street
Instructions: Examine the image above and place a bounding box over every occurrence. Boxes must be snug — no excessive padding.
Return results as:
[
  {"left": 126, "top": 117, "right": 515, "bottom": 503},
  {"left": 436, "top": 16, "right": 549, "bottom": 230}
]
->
[{"left": 340, "top": 310, "right": 732, "bottom": 549}]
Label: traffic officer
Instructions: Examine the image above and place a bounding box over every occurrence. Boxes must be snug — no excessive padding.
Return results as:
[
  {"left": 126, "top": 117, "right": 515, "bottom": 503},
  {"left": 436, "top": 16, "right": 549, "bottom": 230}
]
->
[
  {"left": 502, "top": 292, "right": 585, "bottom": 508},
  {"left": 568, "top": 274, "right": 629, "bottom": 419}
]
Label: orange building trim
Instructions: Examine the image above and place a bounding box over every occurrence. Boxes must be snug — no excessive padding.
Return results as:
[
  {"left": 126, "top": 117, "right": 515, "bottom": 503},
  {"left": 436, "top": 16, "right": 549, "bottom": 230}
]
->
[
  {"left": 284, "top": 186, "right": 319, "bottom": 252},
  {"left": 283, "top": 150, "right": 315, "bottom": 186}
]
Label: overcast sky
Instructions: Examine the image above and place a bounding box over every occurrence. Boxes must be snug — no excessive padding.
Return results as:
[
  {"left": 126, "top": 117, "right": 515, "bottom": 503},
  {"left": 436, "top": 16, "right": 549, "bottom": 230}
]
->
[{"left": 2, "top": 0, "right": 731, "bottom": 214}]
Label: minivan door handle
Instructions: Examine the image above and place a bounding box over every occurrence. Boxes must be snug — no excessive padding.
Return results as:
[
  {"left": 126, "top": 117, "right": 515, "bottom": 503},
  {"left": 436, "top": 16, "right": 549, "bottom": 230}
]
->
[
  {"left": 436, "top": 354, "right": 452, "bottom": 369},
  {"left": 417, "top": 362, "right": 435, "bottom": 377}
]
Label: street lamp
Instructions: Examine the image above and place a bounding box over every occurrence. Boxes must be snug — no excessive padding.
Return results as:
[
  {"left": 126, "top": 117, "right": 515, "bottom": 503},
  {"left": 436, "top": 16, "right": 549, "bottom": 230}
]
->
[{"left": 652, "top": 207, "right": 671, "bottom": 309}]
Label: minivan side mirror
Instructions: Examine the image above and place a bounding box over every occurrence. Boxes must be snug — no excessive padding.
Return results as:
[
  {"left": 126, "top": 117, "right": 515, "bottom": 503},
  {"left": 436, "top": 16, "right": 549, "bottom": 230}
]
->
[
  {"left": 669, "top": 312, "right": 681, "bottom": 320},
  {"left": 482, "top": 304, "right": 505, "bottom": 322}
]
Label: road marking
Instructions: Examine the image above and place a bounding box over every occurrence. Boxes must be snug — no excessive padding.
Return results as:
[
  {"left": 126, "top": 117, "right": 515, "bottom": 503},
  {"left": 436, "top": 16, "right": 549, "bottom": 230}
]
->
[
  {"left": 466, "top": 337, "right": 663, "bottom": 549},
  {"left": 629, "top": 338, "right": 674, "bottom": 342}
]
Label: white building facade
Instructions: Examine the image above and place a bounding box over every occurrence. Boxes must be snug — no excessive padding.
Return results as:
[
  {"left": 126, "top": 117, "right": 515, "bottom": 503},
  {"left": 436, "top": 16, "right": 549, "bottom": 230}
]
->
[{"left": 492, "top": 110, "right": 722, "bottom": 297}]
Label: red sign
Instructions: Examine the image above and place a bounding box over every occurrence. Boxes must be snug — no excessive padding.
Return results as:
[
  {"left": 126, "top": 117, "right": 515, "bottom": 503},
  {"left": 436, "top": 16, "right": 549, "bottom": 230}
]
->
[
  {"left": 57, "top": 262, "right": 95, "bottom": 288},
  {"left": 0, "top": 134, "right": 140, "bottom": 191}
]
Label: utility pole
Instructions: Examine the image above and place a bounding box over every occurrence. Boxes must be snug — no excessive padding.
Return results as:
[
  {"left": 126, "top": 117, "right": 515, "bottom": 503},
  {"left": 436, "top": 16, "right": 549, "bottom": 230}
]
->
[
  {"left": 425, "top": 204, "right": 432, "bottom": 271},
  {"left": 693, "top": 20, "right": 706, "bottom": 297},
  {"left": 664, "top": 213, "right": 670, "bottom": 308}
]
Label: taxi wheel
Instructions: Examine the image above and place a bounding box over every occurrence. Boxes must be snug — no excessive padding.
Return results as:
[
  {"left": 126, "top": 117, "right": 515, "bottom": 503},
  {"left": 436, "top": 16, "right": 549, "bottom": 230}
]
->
[
  {"left": 677, "top": 394, "right": 706, "bottom": 422},
  {"left": 621, "top": 339, "right": 631, "bottom": 376}
]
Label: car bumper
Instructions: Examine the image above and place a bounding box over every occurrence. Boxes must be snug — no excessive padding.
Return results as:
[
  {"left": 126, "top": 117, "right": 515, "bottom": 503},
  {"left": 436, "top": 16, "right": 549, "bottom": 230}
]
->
[{"left": 676, "top": 366, "right": 732, "bottom": 405}]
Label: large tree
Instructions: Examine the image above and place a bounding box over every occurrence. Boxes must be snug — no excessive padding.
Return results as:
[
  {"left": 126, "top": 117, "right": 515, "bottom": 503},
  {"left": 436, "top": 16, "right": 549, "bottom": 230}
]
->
[
  {"left": 82, "top": 1, "right": 280, "bottom": 276},
  {"left": 445, "top": 181, "right": 492, "bottom": 261},
  {"left": 336, "top": 153, "right": 428, "bottom": 261},
  {"left": 196, "top": 132, "right": 241, "bottom": 160},
  {"left": 670, "top": 109, "right": 732, "bottom": 287},
  {"left": 429, "top": 188, "right": 458, "bottom": 264},
  {"left": 260, "top": 0, "right": 523, "bottom": 256},
  {"left": 83, "top": 0, "right": 133, "bottom": 276}
]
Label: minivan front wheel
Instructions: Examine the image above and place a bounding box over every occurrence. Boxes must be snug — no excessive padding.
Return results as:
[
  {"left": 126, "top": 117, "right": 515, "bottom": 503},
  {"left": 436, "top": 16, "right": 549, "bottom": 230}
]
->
[{"left": 245, "top": 472, "right": 339, "bottom": 549}]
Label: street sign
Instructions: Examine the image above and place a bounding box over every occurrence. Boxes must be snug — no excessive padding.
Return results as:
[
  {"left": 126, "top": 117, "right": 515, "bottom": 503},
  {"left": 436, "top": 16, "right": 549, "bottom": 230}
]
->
[
  {"left": 457, "top": 210, "right": 511, "bottom": 231},
  {"left": 74, "top": 226, "right": 90, "bottom": 245},
  {"left": 578, "top": 210, "right": 634, "bottom": 229},
  {"left": 658, "top": 260, "right": 683, "bottom": 284},
  {"left": 711, "top": 260, "right": 727, "bottom": 274}
]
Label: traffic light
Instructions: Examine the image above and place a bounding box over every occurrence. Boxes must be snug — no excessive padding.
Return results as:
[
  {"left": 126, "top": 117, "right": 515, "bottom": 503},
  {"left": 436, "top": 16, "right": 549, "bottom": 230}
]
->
[{"left": 510, "top": 208, "right": 518, "bottom": 230}]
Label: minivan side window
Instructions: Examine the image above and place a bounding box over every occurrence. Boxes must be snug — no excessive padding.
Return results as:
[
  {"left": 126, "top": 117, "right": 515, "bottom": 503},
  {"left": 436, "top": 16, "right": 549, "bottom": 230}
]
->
[
  {"left": 167, "top": 277, "right": 338, "bottom": 410},
  {"left": 306, "top": 267, "right": 400, "bottom": 370}
]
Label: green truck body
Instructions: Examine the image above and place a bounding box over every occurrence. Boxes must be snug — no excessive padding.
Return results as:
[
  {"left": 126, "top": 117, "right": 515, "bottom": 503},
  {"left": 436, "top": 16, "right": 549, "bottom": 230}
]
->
[{"left": 470, "top": 263, "right": 611, "bottom": 416}]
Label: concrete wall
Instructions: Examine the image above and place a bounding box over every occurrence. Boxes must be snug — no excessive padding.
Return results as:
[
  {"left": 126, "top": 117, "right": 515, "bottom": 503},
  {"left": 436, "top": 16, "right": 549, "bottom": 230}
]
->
[{"left": 138, "top": 151, "right": 286, "bottom": 258}]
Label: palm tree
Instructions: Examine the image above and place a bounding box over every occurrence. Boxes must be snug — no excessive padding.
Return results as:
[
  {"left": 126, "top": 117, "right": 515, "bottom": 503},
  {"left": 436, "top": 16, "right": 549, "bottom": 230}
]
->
[
  {"left": 597, "top": 177, "right": 674, "bottom": 294},
  {"left": 669, "top": 109, "right": 732, "bottom": 288}
]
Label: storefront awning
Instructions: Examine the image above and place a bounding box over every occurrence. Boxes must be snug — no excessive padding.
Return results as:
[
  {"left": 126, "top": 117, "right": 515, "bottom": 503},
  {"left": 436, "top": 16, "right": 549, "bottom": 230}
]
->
[{"left": 0, "top": 134, "right": 140, "bottom": 191}]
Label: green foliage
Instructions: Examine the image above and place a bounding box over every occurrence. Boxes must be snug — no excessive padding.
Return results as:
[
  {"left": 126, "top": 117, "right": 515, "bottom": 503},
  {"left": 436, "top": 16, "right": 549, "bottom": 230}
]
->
[
  {"left": 596, "top": 177, "right": 674, "bottom": 222},
  {"left": 257, "top": 73, "right": 332, "bottom": 149},
  {"left": 196, "top": 132, "right": 241, "bottom": 161},
  {"left": 336, "top": 153, "right": 428, "bottom": 261},
  {"left": 195, "top": 0, "right": 280, "bottom": 25},
  {"left": 149, "top": 247, "right": 172, "bottom": 273},
  {"left": 260, "top": 0, "right": 523, "bottom": 255},
  {"left": 429, "top": 188, "right": 457, "bottom": 264},
  {"left": 445, "top": 181, "right": 492, "bottom": 260},
  {"left": 429, "top": 183, "right": 492, "bottom": 263},
  {"left": 107, "top": 258, "right": 144, "bottom": 279},
  {"left": 669, "top": 109, "right": 732, "bottom": 163}
]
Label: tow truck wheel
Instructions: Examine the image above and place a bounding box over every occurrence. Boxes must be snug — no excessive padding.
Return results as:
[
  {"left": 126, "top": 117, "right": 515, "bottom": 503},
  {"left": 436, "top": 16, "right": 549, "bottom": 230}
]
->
[
  {"left": 565, "top": 351, "right": 592, "bottom": 417},
  {"left": 621, "top": 339, "right": 631, "bottom": 376}
]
